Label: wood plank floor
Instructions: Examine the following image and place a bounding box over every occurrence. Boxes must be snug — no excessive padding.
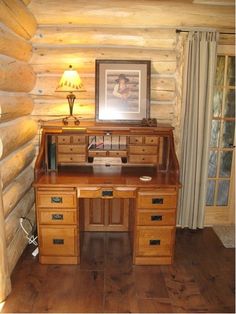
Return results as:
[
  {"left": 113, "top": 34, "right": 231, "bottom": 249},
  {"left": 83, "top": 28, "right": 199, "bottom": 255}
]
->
[{"left": 2, "top": 228, "right": 235, "bottom": 313}]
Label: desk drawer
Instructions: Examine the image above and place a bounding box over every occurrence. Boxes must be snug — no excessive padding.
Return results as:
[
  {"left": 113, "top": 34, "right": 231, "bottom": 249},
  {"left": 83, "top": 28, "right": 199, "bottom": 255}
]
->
[
  {"left": 72, "top": 135, "right": 86, "bottom": 144},
  {"left": 137, "top": 210, "right": 175, "bottom": 226},
  {"left": 57, "top": 136, "right": 70, "bottom": 144},
  {"left": 58, "top": 154, "right": 86, "bottom": 163},
  {"left": 136, "top": 227, "right": 174, "bottom": 257},
  {"left": 88, "top": 150, "right": 107, "bottom": 157},
  {"left": 39, "top": 209, "right": 77, "bottom": 225},
  {"left": 145, "top": 136, "right": 158, "bottom": 145},
  {"left": 129, "top": 145, "right": 157, "bottom": 155},
  {"left": 137, "top": 190, "right": 177, "bottom": 209},
  {"left": 78, "top": 187, "right": 136, "bottom": 199},
  {"left": 39, "top": 226, "right": 77, "bottom": 256},
  {"left": 129, "top": 136, "right": 143, "bottom": 144},
  {"left": 109, "top": 150, "right": 127, "bottom": 157},
  {"left": 58, "top": 145, "right": 86, "bottom": 154},
  {"left": 129, "top": 155, "right": 157, "bottom": 164},
  {"left": 37, "top": 191, "right": 77, "bottom": 208}
]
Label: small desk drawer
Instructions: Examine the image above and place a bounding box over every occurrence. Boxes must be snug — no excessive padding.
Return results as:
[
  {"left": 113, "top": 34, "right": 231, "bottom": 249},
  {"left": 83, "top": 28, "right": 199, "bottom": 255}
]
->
[
  {"left": 58, "top": 145, "right": 86, "bottom": 154},
  {"left": 137, "top": 210, "right": 176, "bottom": 226},
  {"left": 57, "top": 136, "right": 70, "bottom": 144},
  {"left": 136, "top": 227, "right": 174, "bottom": 257},
  {"left": 129, "top": 155, "right": 157, "bottom": 164},
  {"left": 129, "top": 136, "right": 143, "bottom": 144},
  {"left": 129, "top": 145, "right": 157, "bottom": 155},
  {"left": 39, "top": 226, "right": 77, "bottom": 256},
  {"left": 58, "top": 154, "right": 86, "bottom": 163},
  {"left": 145, "top": 136, "right": 158, "bottom": 145},
  {"left": 137, "top": 190, "right": 177, "bottom": 209},
  {"left": 109, "top": 150, "right": 127, "bottom": 157},
  {"left": 37, "top": 191, "right": 77, "bottom": 208},
  {"left": 88, "top": 150, "right": 107, "bottom": 157},
  {"left": 72, "top": 135, "right": 86, "bottom": 144},
  {"left": 39, "top": 209, "right": 77, "bottom": 225}
]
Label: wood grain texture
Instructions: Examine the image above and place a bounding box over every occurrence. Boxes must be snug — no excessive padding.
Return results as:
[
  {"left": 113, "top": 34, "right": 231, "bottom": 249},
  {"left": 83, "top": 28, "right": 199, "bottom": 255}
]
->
[
  {"left": 0, "top": 24, "right": 32, "bottom": 61},
  {"left": 0, "top": 94, "right": 34, "bottom": 122},
  {"left": 1, "top": 229, "right": 235, "bottom": 312},
  {"left": 7, "top": 205, "right": 35, "bottom": 274},
  {"left": 0, "top": 56, "right": 36, "bottom": 92},
  {"left": 32, "top": 27, "right": 176, "bottom": 49},
  {"left": 1, "top": 143, "right": 35, "bottom": 189},
  {"left": 0, "top": 170, "right": 11, "bottom": 302},
  {"left": 0, "top": 0, "right": 37, "bottom": 39},
  {"left": 5, "top": 187, "right": 35, "bottom": 246},
  {"left": 2, "top": 164, "right": 34, "bottom": 218},
  {"left": 0, "top": 118, "right": 37, "bottom": 160},
  {"left": 28, "top": 0, "right": 234, "bottom": 29}
]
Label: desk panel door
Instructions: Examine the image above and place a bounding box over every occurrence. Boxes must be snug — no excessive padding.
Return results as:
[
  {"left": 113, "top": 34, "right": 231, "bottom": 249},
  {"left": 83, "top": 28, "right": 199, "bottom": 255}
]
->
[{"left": 83, "top": 198, "right": 129, "bottom": 231}]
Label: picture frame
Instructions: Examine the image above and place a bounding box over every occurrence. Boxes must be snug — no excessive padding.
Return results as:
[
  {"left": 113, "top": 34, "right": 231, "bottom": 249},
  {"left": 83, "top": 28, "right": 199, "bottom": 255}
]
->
[{"left": 95, "top": 60, "right": 151, "bottom": 123}]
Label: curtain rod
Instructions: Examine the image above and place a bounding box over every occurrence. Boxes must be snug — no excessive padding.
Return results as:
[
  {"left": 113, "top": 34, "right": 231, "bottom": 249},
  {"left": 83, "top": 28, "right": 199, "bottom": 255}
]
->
[{"left": 176, "top": 29, "right": 235, "bottom": 35}]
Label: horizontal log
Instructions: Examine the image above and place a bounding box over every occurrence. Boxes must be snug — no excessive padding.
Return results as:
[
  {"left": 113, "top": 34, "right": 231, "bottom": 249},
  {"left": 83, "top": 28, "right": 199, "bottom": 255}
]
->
[
  {"left": 32, "top": 27, "right": 176, "bottom": 49},
  {"left": 5, "top": 187, "right": 34, "bottom": 246},
  {"left": 7, "top": 204, "right": 35, "bottom": 274},
  {"left": 0, "top": 118, "right": 37, "bottom": 160},
  {"left": 30, "top": 75, "right": 175, "bottom": 98},
  {"left": 31, "top": 47, "right": 176, "bottom": 64},
  {"left": 0, "top": 0, "right": 36, "bottom": 39},
  {"left": 0, "top": 24, "right": 32, "bottom": 61},
  {"left": 0, "top": 56, "right": 36, "bottom": 92},
  {"left": 1, "top": 143, "right": 35, "bottom": 189},
  {"left": 0, "top": 94, "right": 34, "bottom": 122},
  {"left": 31, "top": 60, "right": 176, "bottom": 75},
  {"left": 3, "top": 164, "right": 34, "bottom": 218},
  {"left": 219, "top": 33, "right": 235, "bottom": 45},
  {"left": 28, "top": 0, "right": 234, "bottom": 29}
]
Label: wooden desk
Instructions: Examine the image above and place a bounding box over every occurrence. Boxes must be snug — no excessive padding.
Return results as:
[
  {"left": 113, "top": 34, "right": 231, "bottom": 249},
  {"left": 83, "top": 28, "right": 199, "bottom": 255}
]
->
[{"left": 34, "top": 122, "right": 180, "bottom": 265}]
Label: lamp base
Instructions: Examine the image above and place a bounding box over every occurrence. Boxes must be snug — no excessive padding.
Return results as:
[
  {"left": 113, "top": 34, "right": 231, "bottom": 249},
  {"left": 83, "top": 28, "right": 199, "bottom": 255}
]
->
[{"left": 62, "top": 115, "right": 80, "bottom": 126}]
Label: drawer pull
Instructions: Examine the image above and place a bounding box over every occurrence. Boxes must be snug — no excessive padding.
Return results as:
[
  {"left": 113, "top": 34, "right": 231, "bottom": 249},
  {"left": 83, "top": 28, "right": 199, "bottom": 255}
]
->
[
  {"left": 51, "top": 196, "right": 63, "bottom": 203},
  {"left": 52, "top": 214, "right": 64, "bottom": 220},
  {"left": 149, "top": 239, "right": 161, "bottom": 245},
  {"left": 151, "top": 215, "right": 162, "bottom": 221},
  {"left": 152, "top": 198, "right": 163, "bottom": 204},
  {"left": 102, "top": 190, "right": 113, "bottom": 197},
  {"left": 53, "top": 239, "right": 64, "bottom": 245}
]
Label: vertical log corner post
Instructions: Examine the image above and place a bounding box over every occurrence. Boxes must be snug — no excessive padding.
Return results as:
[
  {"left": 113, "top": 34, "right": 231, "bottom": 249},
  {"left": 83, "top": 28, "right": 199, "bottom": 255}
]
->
[{"left": 0, "top": 170, "right": 11, "bottom": 302}]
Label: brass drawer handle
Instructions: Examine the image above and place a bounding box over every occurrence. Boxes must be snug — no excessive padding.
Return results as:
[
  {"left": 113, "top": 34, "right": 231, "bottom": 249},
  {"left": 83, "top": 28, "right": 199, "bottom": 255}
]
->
[
  {"left": 51, "top": 196, "right": 63, "bottom": 203},
  {"left": 149, "top": 239, "right": 161, "bottom": 245},
  {"left": 151, "top": 215, "right": 162, "bottom": 221},
  {"left": 53, "top": 239, "right": 64, "bottom": 245},
  {"left": 52, "top": 214, "right": 64, "bottom": 220},
  {"left": 152, "top": 198, "right": 163, "bottom": 204}
]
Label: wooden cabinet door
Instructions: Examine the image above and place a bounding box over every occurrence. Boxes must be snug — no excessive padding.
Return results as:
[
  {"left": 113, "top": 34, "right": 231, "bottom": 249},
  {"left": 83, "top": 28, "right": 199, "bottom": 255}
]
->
[{"left": 83, "top": 198, "right": 129, "bottom": 231}]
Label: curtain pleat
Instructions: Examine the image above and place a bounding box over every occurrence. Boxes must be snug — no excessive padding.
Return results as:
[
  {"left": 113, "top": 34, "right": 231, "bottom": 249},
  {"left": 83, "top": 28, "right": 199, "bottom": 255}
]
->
[{"left": 178, "top": 31, "right": 218, "bottom": 229}]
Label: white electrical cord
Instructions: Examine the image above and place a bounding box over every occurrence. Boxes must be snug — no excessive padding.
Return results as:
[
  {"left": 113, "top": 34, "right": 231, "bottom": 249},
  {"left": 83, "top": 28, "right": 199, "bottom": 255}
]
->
[{"left": 19, "top": 217, "right": 38, "bottom": 246}]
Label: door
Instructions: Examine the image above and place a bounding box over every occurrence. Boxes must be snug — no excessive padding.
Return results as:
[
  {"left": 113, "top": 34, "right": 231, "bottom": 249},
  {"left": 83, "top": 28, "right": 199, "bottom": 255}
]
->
[
  {"left": 82, "top": 198, "right": 130, "bottom": 231},
  {"left": 205, "top": 54, "right": 235, "bottom": 225}
]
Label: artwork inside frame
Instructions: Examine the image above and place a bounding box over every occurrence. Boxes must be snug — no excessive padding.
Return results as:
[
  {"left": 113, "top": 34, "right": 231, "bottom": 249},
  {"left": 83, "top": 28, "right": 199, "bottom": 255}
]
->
[{"left": 95, "top": 60, "right": 151, "bottom": 123}]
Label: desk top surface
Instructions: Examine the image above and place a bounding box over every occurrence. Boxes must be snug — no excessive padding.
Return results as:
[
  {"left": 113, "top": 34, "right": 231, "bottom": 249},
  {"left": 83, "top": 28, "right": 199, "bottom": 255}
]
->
[{"left": 34, "top": 165, "right": 180, "bottom": 188}]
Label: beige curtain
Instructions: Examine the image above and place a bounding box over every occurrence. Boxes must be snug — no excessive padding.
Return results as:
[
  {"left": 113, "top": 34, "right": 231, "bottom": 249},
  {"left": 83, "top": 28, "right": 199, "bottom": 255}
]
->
[{"left": 178, "top": 31, "right": 218, "bottom": 229}]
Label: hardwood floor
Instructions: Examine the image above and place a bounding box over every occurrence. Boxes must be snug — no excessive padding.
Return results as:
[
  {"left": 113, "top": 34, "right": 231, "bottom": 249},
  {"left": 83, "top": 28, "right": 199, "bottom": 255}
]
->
[{"left": 2, "top": 228, "right": 235, "bottom": 313}]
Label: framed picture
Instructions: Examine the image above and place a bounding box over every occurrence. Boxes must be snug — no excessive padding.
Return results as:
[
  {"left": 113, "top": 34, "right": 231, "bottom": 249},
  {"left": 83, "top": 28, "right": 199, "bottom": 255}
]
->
[{"left": 95, "top": 60, "right": 151, "bottom": 123}]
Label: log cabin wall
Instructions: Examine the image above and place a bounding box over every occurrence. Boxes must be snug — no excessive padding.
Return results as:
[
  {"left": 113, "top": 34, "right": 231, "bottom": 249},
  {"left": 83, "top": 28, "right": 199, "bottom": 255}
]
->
[
  {"left": 0, "top": 0, "right": 37, "bottom": 301},
  {"left": 28, "top": 0, "right": 235, "bottom": 157}
]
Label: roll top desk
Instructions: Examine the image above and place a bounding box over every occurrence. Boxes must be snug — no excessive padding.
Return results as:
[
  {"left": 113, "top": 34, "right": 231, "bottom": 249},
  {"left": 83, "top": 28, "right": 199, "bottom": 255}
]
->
[{"left": 34, "top": 122, "right": 180, "bottom": 265}]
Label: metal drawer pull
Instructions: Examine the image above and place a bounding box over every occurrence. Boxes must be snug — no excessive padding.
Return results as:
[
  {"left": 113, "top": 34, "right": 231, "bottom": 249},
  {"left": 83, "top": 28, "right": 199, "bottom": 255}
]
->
[
  {"left": 51, "top": 196, "right": 62, "bottom": 203},
  {"left": 52, "top": 214, "right": 63, "bottom": 220},
  {"left": 102, "top": 190, "right": 113, "bottom": 197},
  {"left": 151, "top": 215, "right": 162, "bottom": 221},
  {"left": 149, "top": 239, "right": 161, "bottom": 245},
  {"left": 53, "top": 239, "right": 64, "bottom": 245},
  {"left": 152, "top": 198, "right": 163, "bottom": 204}
]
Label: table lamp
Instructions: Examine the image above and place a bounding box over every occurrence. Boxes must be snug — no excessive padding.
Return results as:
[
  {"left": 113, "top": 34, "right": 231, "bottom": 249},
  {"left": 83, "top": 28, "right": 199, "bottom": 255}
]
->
[{"left": 56, "top": 65, "right": 85, "bottom": 125}]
